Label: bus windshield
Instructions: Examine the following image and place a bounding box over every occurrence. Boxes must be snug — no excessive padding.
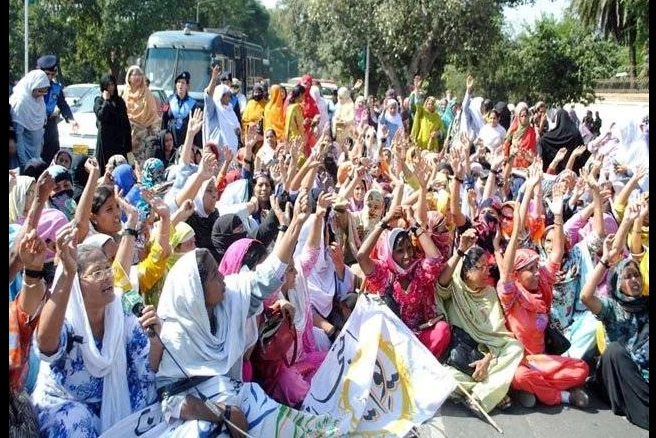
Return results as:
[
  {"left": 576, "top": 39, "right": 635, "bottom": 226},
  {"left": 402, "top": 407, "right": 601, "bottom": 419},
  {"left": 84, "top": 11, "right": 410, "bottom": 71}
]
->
[{"left": 144, "top": 48, "right": 212, "bottom": 96}]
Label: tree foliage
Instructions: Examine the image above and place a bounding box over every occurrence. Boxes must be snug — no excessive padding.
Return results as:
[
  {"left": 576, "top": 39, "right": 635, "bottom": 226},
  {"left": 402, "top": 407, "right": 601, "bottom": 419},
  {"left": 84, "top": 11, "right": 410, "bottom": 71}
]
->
[
  {"left": 277, "top": 0, "right": 507, "bottom": 96},
  {"left": 9, "top": 0, "right": 271, "bottom": 84}
]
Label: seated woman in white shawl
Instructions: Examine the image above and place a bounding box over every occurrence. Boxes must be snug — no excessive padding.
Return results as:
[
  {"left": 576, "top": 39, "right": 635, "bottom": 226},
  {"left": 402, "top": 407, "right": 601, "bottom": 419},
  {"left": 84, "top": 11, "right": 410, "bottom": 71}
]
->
[
  {"left": 33, "top": 227, "right": 162, "bottom": 437},
  {"left": 155, "top": 192, "right": 328, "bottom": 436}
]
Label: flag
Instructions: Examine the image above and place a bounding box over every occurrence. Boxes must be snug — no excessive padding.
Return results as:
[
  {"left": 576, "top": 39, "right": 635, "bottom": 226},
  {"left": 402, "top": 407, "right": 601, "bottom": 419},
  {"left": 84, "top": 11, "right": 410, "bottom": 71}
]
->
[{"left": 302, "top": 294, "right": 456, "bottom": 437}]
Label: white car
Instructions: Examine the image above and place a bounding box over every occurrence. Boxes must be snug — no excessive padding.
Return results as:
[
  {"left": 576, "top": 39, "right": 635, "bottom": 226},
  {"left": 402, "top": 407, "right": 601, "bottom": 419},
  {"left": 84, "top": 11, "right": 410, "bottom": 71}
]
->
[
  {"left": 62, "top": 83, "right": 97, "bottom": 110},
  {"left": 58, "top": 86, "right": 169, "bottom": 158}
]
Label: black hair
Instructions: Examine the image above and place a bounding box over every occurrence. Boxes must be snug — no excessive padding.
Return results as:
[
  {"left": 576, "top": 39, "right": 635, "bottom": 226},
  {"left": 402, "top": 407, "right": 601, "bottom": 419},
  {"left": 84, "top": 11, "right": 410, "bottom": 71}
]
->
[
  {"left": 242, "top": 240, "right": 267, "bottom": 271},
  {"left": 483, "top": 99, "right": 493, "bottom": 113},
  {"left": 290, "top": 85, "right": 305, "bottom": 102},
  {"left": 92, "top": 185, "right": 115, "bottom": 214},
  {"left": 393, "top": 230, "right": 411, "bottom": 250},
  {"left": 23, "top": 158, "right": 48, "bottom": 180},
  {"left": 196, "top": 247, "right": 218, "bottom": 285},
  {"left": 437, "top": 162, "right": 454, "bottom": 176},
  {"left": 460, "top": 245, "right": 486, "bottom": 279}
]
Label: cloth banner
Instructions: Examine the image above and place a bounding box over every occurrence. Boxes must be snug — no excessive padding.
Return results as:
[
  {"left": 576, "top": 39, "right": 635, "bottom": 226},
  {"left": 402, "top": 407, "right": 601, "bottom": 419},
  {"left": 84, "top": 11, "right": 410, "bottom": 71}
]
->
[
  {"left": 302, "top": 294, "right": 456, "bottom": 437},
  {"left": 100, "top": 376, "right": 341, "bottom": 438}
]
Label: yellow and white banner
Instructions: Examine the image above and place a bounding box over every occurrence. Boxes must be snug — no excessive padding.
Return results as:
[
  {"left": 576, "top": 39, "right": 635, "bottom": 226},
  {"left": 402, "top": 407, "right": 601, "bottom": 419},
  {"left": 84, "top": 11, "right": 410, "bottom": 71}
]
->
[{"left": 302, "top": 294, "right": 456, "bottom": 437}]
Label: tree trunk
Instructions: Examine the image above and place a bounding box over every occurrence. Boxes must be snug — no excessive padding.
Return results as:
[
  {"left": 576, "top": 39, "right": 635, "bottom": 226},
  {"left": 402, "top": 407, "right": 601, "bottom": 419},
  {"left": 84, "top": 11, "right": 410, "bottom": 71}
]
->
[
  {"left": 627, "top": 27, "right": 637, "bottom": 89},
  {"left": 375, "top": 53, "right": 403, "bottom": 96}
]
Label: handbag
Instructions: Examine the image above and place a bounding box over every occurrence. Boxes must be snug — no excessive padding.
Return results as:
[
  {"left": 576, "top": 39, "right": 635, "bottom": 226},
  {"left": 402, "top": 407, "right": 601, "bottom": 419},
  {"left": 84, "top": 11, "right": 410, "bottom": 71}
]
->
[
  {"left": 442, "top": 325, "right": 484, "bottom": 376},
  {"left": 544, "top": 319, "right": 571, "bottom": 355},
  {"left": 253, "top": 308, "right": 297, "bottom": 368}
]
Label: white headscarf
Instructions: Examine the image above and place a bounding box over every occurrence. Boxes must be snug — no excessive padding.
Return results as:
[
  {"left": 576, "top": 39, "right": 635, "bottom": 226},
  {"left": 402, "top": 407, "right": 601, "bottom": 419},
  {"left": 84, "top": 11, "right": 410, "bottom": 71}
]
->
[
  {"left": 56, "top": 264, "right": 131, "bottom": 433},
  {"left": 293, "top": 215, "right": 336, "bottom": 318},
  {"left": 310, "top": 85, "right": 329, "bottom": 132},
  {"left": 193, "top": 177, "right": 215, "bottom": 218},
  {"left": 10, "top": 69, "right": 49, "bottom": 131},
  {"left": 157, "top": 250, "right": 251, "bottom": 380},
  {"left": 9, "top": 175, "right": 35, "bottom": 223},
  {"left": 208, "top": 84, "right": 241, "bottom": 153}
]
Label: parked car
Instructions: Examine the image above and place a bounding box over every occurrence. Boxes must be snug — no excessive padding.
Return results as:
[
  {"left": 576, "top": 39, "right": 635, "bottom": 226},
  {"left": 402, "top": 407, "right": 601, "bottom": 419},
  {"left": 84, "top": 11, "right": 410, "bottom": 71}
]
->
[
  {"left": 58, "top": 86, "right": 169, "bottom": 158},
  {"left": 62, "top": 83, "right": 97, "bottom": 111}
]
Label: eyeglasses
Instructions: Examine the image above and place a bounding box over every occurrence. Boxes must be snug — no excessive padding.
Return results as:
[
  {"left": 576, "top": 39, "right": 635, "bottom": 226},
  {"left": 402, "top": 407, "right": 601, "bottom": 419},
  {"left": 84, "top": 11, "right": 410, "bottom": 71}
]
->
[{"left": 82, "top": 267, "right": 114, "bottom": 282}]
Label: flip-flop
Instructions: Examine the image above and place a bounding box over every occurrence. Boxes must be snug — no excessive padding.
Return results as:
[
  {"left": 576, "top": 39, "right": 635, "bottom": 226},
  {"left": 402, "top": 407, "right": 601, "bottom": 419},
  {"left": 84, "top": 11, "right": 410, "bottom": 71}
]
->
[{"left": 496, "top": 394, "right": 512, "bottom": 411}]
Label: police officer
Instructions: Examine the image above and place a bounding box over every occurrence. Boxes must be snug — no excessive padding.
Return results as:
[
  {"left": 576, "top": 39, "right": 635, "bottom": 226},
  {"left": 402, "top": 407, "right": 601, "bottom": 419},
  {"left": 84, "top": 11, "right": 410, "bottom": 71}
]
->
[
  {"left": 162, "top": 71, "right": 199, "bottom": 146},
  {"left": 37, "top": 54, "right": 78, "bottom": 164}
]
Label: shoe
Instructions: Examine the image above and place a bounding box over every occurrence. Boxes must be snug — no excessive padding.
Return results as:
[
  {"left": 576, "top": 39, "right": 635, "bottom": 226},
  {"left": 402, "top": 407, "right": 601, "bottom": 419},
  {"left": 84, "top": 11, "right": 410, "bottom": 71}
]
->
[
  {"left": 568, "top": 387, "right": 589, "bottom": 408},
  {"left": 514, "top": 390, "right": 536, "bottom": 408}
]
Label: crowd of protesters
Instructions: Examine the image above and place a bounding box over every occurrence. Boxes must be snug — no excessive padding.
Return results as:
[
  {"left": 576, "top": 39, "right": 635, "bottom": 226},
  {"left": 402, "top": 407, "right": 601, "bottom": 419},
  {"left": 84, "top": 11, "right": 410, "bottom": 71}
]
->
[{"left": 9, "top": 55, "right": 649, "bottom": 437}]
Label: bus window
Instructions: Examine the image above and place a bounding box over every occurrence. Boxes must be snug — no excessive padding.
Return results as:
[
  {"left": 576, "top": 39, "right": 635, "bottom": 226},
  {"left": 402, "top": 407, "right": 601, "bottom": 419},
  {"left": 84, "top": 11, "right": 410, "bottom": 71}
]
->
[
  {"left": 143, "top": 48, "right": 177, "bottom": 92},
  {"left": 177, "top": 50, "right": 214, "bottom": 95}
]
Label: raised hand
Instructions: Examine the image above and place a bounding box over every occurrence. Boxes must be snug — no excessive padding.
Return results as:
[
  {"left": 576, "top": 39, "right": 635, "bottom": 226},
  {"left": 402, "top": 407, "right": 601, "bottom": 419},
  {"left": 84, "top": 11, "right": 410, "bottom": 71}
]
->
[
  {"left": 548, "top": 181, "right": 566, "bottom": 216},
  {"left": 602, "top": 233, "right": 620, "bottom": 264},
  {"left": 18, "top": 229, "right": 47, "bottom": 270},
  {"left": 293, "top": 189, "right": 311, "bottom": 224},
  {"left": 554, "top": 147, "right": 568, "bottom": 162},
  {"left": 382, "top": 205, "right": 404, "bottom": 225},
  {"left": 35, "top": 170, "right": 56, "bottom": 203},
  {"left": 458, "top": 228, "right": 478, "bottom": 253},
  {"left": 466, "top": 74, "right": 474, "bottom": 91},
  {"left": 188, "top": 108, "right": 203, "bottom": 136},
  {"left": 315, "top": 192, "right": 333, "bottom": 218},
  {"left": 270, "top": 194, "right": 289, "bottom": 226},
  {"left": 572, "top": 145, "right": 587, "bottom": 157},
  {"left": 56, "top": 224, "right": 78, "bottom": 275},
  {"left": 624, "top": 202, "right": 641, "bottom": 224}
]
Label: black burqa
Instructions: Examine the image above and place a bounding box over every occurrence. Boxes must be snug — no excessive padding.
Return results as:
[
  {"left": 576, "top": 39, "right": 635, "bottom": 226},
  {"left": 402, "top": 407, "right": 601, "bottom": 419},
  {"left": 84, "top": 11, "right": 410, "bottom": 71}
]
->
[
  {"left": 94, "top": 74, "right": 132, "bottom": 174},
  {"left": 494, "top": 101, "right": 512, "bottom": 131},
  {"left": 539, "top": 109, "right": 587, "bottom": 173}
]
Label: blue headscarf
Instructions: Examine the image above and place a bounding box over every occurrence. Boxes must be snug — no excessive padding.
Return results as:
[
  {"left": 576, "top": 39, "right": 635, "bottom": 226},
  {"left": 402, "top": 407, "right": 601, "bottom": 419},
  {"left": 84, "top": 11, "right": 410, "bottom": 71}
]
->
[{"left": 112, "top": 163, "right": 136, "bottom": 196}]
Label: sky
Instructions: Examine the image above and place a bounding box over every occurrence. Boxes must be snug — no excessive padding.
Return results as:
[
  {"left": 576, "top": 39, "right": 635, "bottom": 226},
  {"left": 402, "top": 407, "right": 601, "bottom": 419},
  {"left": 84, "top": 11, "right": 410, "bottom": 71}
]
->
[{"left": 257, "top": 0, "right": 571, "bottom": 35}]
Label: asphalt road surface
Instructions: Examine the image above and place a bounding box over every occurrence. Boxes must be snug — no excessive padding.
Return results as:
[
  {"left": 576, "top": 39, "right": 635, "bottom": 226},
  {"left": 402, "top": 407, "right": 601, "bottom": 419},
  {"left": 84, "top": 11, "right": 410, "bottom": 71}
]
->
[{"left": 414, "top": 391, "right": 648, "bottom": 438}]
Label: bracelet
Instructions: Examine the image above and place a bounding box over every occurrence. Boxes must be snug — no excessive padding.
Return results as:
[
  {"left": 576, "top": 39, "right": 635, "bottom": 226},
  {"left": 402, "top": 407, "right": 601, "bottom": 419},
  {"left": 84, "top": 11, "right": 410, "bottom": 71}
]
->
[
  {"left": 24, "top": 268, "right": 46, "bottom": 279},
  {"left": 456, "top": 248, "right": 466, "bottom": 258},
  {"left": 454, "top": 176, "right": 464, "bottom": 183},
  {"left": 600, "top": 258, "right": 612, "bottom": 269},
  {"left": 378, "top": 220, "right": 391, "bottom": 230},
  {"left": 123, "top": 228, "right": 139, "bottom": 237},
  {"left": 277, "top": 224, "right": 289, "bottom": 232}
]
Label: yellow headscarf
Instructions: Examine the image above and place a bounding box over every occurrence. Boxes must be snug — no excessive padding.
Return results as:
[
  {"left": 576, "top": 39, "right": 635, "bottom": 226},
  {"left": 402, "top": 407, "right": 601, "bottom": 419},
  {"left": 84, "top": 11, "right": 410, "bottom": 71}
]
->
[
  {"left": 122, "top": 65, "right": 161, "bottom": 129},
  {"left": 264, "top": 84, "right": 286, "bottom": 140}
]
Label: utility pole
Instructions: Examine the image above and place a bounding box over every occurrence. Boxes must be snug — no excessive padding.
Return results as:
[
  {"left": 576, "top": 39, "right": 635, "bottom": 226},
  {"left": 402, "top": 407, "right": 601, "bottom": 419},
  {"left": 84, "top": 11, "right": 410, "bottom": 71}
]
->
[
  {"left": 24, "top": 0, "right": 29, "bottom": 75},
  {"left": 364, "top": 39, "right": 370, "bottom": 98}
]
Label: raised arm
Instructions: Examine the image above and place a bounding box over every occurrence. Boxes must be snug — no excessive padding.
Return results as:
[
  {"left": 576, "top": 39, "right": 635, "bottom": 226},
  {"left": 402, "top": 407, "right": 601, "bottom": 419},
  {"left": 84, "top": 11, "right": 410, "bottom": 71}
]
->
[
  {"left": 356, "top": 206, "right": 403, "bottom": 276},
  {"left": 631, "top": 202, "right": 648, "bottom": 256},
  {"left": 272, "top": 189, "right": 312, "bottom": 265},
  {"left": 438, "top": 228, "right": 476, "bottom": 287},
  {"left": 10, "top": 171, "right": 55, "bottom": 282},
  {"left": 614, "top": 165, "right": 647, "bottom": 209},
  {"left": 36, "top": 225, "right": 77, "bottom": 356},
  {"left": 499, "top": 200, "right": 522, "bottom": 283},
  {"left": 174, "top": 151, "right": 217, "bottom": 209},
  {"left": 113, "top": 191, "right": 139, "bottom": 277},
  {"left": 580, "top": 235, "right": 620, "bottom": 315},
  {"left": 74, "top": 157, "right": 101, "bottom": 241},
  {"left": 547, "top": 181, "right": 566, "bottom": 266},
  {"left": 449, "top": 147, "right": 467, "bottom": 227},
  {"left": 180, "top": 108, "right": 203, "bottom": 165}
]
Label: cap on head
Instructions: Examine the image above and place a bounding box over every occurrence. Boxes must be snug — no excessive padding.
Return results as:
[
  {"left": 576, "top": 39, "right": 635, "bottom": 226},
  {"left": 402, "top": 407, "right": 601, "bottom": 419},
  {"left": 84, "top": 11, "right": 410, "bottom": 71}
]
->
[
  {"left": 231, "top": 78, "right": 241, "bottom": 88},
  {"left": 37, "top": 54, "right": 58, "bottom": 72},
  {"left": 175, "top": 71, "right": 191, "bottom": 84}
]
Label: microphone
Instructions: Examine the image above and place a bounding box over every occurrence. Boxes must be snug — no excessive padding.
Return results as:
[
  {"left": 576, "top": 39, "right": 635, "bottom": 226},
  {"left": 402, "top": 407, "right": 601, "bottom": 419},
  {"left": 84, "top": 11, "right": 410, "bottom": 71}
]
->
[{"left": 121, "top": 289, "right": 155, "bottom": 337}]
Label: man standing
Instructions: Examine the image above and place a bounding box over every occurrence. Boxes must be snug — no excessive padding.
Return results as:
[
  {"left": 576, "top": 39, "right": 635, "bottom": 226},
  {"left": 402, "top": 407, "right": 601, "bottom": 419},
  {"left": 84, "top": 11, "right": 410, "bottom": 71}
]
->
[
  {"left": 162, "top": 71, "right": 199, "bottom": 146},
  {"left": 37, "top": 54, "right": 78, "bottom": 164}
]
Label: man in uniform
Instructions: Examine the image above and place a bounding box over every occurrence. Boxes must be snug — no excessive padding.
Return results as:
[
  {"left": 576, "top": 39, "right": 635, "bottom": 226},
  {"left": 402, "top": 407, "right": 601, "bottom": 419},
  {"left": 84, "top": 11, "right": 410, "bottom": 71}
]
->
[
  {"left": 162, "top": 71, "right": 200, "bottom": 146},
  {"left": 37, "top": 54, "right": 78, "bottom": 164}
]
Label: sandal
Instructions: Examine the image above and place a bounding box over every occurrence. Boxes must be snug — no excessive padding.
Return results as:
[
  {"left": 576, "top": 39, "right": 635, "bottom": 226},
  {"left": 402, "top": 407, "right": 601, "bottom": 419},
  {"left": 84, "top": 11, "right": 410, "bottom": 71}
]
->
[
  {"left": 568, "top": 387, "right": 590, "bottom": 408},
  {"left": 496, "top": 394, "right": 512, "bottom": 411}
]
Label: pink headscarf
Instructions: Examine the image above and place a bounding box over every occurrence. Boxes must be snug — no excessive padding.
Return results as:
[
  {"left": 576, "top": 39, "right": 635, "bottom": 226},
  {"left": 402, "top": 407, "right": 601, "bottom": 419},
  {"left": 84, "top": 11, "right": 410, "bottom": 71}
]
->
[
  {"left": 17, "top": 208, "right": 69, "bottom": 262},
  {"left": 218, "top": 238, "right": 257, "bottom": 275},
  {"left": 512, "top": 248, "right": 549, "bottom": 313},
  {"left": 427, "top": 210, "right": 450, "bottom": 258},
  {"left": 377, "top": 228, "right": 419, "bottom": 277}
]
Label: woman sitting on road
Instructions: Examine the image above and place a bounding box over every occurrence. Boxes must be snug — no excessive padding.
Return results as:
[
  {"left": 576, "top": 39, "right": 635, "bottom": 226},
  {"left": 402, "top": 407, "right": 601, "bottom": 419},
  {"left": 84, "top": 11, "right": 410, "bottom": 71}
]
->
[
  {"left": 32, "top": 226, "right": 162, "bottom": 437},
  {"left": 497, "top": 173, "right": 590, "bottom": 409},
  {"left": 437, "top": 228, "right": 524, "bottom": 415},
  {"left": 580, "top": 203, "right": 649, "bottom": 430}
]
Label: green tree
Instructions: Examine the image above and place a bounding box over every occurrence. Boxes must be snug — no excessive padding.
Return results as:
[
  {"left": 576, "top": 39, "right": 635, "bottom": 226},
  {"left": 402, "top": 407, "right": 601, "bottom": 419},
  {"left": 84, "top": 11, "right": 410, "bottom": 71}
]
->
[
  {"left": 277, "top": 0, "right": 509, "bottom": 96},
  {"left": 571, "top": 0, "right": 648, "bottom": 86}
]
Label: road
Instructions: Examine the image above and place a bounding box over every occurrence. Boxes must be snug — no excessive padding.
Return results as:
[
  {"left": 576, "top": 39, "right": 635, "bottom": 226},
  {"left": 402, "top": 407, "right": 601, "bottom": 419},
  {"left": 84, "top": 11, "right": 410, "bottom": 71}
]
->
[{"left": 413, "top": 390, "right": 648, "bottom": 438}]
